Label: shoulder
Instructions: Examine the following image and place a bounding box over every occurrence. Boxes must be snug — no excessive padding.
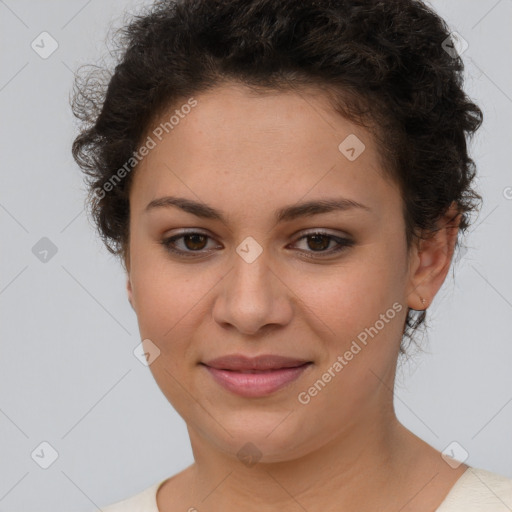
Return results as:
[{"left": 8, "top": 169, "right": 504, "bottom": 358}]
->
[
  {"left": 436, "top": 466, "right": 512, "bottom": 512},
  {"left": 98, "top": 479, "right": 167, "bottom": 512}
]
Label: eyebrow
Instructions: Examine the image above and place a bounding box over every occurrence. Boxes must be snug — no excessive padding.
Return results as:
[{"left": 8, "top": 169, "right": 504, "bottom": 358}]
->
[{"left": 145, "top": 195, "right": 372, "bottom": 223}]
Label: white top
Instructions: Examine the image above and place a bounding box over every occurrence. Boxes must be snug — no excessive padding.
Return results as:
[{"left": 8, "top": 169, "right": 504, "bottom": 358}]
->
[{"left": 99, "top": 466, "right": 512, "bottom": 511}]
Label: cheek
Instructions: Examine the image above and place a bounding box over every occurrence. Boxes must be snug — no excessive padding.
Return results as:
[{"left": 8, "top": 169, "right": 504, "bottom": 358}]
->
[
  {"left": 298, "top": 252, "right": 406, "bottom": 331},
  {"left": 130, "top": 250, "right": 218, "bottom": 360},
  {"left": 131, "top": 266, "right": 206, "bottom": 407},
  {"left": 133, "top": 273, "right": 197, "bottom": 339},
  {"left": 293, "top": 263, "right": 406, "bottom": 418},
  {"left": 291, "top": 248, "right": 407, "bottom": 381}
]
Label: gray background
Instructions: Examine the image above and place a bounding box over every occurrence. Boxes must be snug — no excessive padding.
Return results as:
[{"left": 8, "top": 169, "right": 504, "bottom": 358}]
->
[{"left": 0, "top": 1, "right": 511, "bottom": 511}]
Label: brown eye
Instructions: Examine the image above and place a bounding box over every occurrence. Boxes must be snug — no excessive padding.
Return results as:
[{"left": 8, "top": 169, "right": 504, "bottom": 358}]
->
[
  {"left": 161, "top": 230, "right": 354, "bottom": 260},
  {"left": 305, "top": 234, "right": 331, "bottom": 251},
  {"left": 161, "top": 231, "right": 219, "bottom": 258},
  {"left": 291, "top": 231, "right": 354, "bottom": 259},
  {"left": 182, "top": 233, "right": 208, "bottom": 250}
]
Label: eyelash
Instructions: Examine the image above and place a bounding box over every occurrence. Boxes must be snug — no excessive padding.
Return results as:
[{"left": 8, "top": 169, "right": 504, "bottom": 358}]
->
[{"left": 160, "top": 230, "right": 354, "bottom": 260}]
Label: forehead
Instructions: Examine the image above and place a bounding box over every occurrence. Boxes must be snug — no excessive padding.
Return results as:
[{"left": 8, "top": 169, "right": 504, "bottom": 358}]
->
[{"left": 130, "top": 83, "right": 400, "bottom": 223}]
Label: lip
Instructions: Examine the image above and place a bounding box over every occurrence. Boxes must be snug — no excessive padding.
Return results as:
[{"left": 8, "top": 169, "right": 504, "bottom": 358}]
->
[
  {"left": 202, "top": 354, "right": 312, "bottom": 371},
  {"left": 201, "top": 354, "right": 313, "bottom": 398}
]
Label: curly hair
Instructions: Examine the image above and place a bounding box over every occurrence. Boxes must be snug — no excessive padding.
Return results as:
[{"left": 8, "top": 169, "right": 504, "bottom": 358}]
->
[{"left": 71, "top": 0, "right": 483, "bottom": 356}]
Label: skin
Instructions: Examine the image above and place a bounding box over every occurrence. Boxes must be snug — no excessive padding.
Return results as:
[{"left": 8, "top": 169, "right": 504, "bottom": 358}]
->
[{"left": 125, "top": 82, "right": 466, "bottom": 512}]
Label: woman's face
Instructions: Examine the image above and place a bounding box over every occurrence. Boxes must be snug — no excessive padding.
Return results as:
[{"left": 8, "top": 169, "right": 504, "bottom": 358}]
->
[{"left": 126, "top": 83, "right": 421, "bottom": 463}]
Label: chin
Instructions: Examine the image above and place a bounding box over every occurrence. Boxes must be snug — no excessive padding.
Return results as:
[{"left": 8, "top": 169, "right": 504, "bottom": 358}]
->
[{"left": 207, "top": 411, "right": 316, "bottom": 462}]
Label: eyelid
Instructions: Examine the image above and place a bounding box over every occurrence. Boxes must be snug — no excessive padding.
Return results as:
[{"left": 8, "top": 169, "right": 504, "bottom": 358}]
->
[
  {"left": 289, "top": 230, "right": 354, "bottom": 258},
  {"left": 160, "top": 229, "right": 220, "bottom": 259},
  {"left": 294, "top": 228, "right": 351, "bottom": 239},
  {"left": 161, "top": 229, "right": 354, "bottom": 259}
]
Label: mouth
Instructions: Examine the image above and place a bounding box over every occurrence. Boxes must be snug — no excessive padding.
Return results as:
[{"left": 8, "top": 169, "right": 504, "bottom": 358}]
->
[
  {"left": 200, "top": 355, "right": 313, "bottom": 397},
  {"left": 202, "top": 354, "right": 312, "bottom": 371}
]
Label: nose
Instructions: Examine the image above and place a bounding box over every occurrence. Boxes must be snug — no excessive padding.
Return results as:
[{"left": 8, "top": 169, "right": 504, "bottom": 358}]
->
[{"left": 212, "top": 245, "right": 293, "bottom": 337}]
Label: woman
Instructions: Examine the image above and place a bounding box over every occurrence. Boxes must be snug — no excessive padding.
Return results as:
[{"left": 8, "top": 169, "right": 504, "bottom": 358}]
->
[{"left": 71, "top": 0, "right": 512, "bottom": 510}]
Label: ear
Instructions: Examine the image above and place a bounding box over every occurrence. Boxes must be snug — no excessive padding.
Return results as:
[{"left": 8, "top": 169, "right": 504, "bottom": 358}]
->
[
  {"left": 124, "top": 249, "right": 135, "bottom": 311},
  {"left": 406, "top": 202, "right": 461, "bottom": 310},
  {"left": 126, "top": 276, "right": 135, "bottom": 311}
]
